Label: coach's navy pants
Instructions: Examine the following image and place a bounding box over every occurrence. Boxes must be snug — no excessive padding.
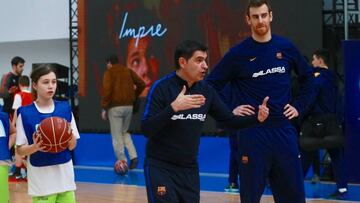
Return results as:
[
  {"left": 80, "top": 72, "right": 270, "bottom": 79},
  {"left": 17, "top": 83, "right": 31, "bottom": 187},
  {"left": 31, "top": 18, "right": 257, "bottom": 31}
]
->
[{"left": 144, "top": 157, "right": 200, "bottom": 203}]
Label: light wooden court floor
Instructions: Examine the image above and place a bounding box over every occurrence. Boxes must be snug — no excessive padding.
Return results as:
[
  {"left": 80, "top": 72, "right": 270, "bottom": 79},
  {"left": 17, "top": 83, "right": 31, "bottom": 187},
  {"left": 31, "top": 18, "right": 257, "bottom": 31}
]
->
[{"left": 10, "top": 182, "right": 357, "bottom": 203}]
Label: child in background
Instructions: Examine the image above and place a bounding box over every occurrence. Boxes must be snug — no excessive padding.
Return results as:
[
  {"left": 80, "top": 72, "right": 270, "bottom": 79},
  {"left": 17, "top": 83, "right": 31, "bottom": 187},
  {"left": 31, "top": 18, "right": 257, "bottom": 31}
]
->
[
  {"left": 10, "top": 75, "right": 33, "bottom": 180},
  {"left": 16, "top": 65, "right": 80, "bottom": 203},
  {"left": 0, "top": 112, "right": 16, "bottom": 203},
  {"left": 12, "top": 75, "right": 33, "bottom": 111}
]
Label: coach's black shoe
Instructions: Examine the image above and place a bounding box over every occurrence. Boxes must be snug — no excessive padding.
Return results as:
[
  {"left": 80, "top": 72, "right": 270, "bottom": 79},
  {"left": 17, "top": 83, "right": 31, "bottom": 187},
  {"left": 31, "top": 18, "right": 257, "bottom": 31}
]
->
[
  {"left": 327, "top": 190, "right": 348, "bottom": 200},
  {"left": 129, "top": 158, "right": 138, "bottom": 169}
]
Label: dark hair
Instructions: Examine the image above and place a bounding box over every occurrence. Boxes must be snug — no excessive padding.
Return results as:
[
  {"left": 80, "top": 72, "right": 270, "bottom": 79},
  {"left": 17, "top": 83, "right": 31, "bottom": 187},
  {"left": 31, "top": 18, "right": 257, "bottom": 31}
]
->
[
  {"left": 313, "top": 49, "right": 329, "bottom": 65},
  {"left": 174, "top": 40, "right": 208, "bottom": 70},
  {"left": 11, "top": 56, "right": 25, "bottom": 66},
  {"left": 105, "top": 54, "right": 119, "bottom": 65},
  {"left": 246, "top": 0, "right": 272, "bottom": 16},
  {"left": 30, "top": 64, "right": 57, "bottom": 98},
  {"left": 18, "top": 75, "right": 30, "bottom": 87}
]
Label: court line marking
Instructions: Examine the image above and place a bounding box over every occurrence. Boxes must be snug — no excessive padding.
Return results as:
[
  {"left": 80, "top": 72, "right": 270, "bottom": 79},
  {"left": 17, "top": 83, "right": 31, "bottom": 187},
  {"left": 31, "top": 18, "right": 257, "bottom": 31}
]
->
[
  {"left": 75, "top": 165, "right": 228, "bottom": 177},
  {"left": 75, "top": 165, "right": 360, "bottom": 186}
]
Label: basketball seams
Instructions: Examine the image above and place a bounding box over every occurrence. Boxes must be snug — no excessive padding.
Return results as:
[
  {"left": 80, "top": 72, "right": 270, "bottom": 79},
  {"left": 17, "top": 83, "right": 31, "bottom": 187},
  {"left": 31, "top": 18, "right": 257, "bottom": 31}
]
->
[
  {"left": 58, "top": 119, "right": 67, "bottom": 150},
  {"left": 114, "top": 160, "right": 128, "bottom": 175},
  {"left": 38, "top": 126, "right": 51, "bottom": 152},
  {"left": 38, "top": 126, "right": 52, "bottom": 143},
  {"left": 51, "top": 117, "right": 58, "bottom": 153},
  {"left": 37, "top": 116, "right": 72, "bottom": 153}
]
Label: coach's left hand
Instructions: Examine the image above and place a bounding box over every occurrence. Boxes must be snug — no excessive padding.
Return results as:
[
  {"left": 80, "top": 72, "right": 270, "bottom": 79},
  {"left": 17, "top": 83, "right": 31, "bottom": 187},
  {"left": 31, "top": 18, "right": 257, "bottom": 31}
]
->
[{"left": 283, "top": 104, "right": 299, "bottom": 120}]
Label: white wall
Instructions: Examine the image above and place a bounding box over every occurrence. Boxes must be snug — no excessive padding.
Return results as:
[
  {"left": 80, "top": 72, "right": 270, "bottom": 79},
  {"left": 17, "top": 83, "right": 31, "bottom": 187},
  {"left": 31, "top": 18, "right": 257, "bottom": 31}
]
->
[
  {"left": 0, "top": 0, "right": 69, "bottom": 42},
  {"left": 0, "top": 39, "right": 70, "bottom": 105},
  {"left": 0, "top": 39, "right": 70, "bottom": 76},
  {"left": 0, "top": 0, "right": 70, "bottom": 105},
  {"left": 0, "top": 0, "right": 70, "bottom": 73}
]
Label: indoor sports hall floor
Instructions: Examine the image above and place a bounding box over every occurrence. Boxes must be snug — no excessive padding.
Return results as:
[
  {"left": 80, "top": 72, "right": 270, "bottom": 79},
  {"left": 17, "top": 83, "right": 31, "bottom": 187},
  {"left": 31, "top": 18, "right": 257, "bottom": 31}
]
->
[{"left": 10, "top": 133, "right": 360, "bottom": 202}]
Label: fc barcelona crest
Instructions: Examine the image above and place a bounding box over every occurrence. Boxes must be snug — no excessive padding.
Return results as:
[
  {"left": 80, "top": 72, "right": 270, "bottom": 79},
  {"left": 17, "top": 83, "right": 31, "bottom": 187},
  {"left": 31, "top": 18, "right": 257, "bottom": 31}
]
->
[
  {"left": 157, "top": 186, "right": 167, "bottom": 196},
  {"left": 242, "top": 156, "right": 249, "bottom": 164}
]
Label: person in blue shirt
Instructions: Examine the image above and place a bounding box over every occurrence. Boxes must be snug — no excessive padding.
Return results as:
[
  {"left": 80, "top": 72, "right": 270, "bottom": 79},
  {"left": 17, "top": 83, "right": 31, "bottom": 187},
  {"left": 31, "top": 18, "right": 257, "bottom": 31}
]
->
[
  {"left": 16, "top": 65, "right": 80, "bottom": 203},
  {"left": 0, "top": 112, "right": 16, "bottom": 203},
  {"left": 218, "top": 84, "right": 241, "bottom": 194},
  {"left": 141, "top": 40, "right": 269, "bottom": 203},
  {"left": 300, "top": 49, "right": 348, "bottom": 200},
  {"left": 206, "top": 0, "right": 316, "bottom": 202}
]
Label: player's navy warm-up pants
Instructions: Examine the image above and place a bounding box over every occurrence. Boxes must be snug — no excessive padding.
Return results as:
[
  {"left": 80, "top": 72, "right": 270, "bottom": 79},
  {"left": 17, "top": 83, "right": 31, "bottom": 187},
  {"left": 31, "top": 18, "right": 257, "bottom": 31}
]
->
[
  {"left": 228, "top": 132, "right": 240, "bottom": 185},
  {"left": 302, "top": 147, "right": 348, "bottom": 189},
  {"left": 144, "top": 157, "right": 200, "bottom": 203},
  {"left": 237, "top": 124, "right": 305, "bottom": 203}
]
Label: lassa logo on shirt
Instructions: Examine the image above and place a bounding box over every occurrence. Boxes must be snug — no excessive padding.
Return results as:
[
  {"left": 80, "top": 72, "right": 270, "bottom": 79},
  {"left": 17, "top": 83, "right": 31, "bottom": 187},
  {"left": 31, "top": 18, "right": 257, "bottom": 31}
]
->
[
  {"left": 171, "top": 114, "right": 206, "bottom": 121},
  {"left": 252, "top": 66, "right": 286, "bottom": 78}
]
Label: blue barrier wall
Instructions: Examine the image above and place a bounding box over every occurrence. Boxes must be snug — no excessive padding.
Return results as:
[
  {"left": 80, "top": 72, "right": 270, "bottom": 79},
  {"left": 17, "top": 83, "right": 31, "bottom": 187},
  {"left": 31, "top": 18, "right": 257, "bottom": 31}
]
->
[
  {"left": 343, "top": 40, "right": 360, "bottom": 183},
  {"left": 73, "top": 133, "right": 230, "bottom": 174}
]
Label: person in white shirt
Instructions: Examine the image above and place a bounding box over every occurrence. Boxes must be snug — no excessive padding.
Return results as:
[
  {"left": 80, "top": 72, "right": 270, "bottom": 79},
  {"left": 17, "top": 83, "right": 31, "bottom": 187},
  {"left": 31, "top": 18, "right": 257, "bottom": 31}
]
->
[
  {"left": 11, "top": 75, "right": 33, "bottom": 180},
  {"left": 16, "top": 65, "right": 80, "bottom": 203}
]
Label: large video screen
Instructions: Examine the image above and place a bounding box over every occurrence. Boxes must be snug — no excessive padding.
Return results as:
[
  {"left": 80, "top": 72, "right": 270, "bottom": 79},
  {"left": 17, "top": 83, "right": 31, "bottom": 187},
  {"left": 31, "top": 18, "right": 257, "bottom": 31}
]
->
[{"left": 78, "top": 0, "right": 322, "bottom": 133}]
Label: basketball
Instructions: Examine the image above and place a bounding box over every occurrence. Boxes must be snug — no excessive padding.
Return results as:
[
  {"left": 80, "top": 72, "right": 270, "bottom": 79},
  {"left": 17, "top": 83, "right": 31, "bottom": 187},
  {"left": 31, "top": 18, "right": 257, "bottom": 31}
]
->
[
  {"left": 36, "top": 116, "right": 72, "bottom": 153},
  {"left": 114, "top": 160, "right": 128, "bottom": 176}
]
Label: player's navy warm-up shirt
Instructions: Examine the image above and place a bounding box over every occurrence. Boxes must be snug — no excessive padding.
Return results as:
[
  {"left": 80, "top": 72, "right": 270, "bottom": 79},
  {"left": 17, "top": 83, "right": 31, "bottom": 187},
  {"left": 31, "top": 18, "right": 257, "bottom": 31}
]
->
[
  {"left": 141, "top": 72, "right": 259, "bottom": 167},
  {"left": 311, "top": 67, "right": 339, "bottom": 116},
  {"left": 207, "top": 35, "right": 316, "bottom": 126}
]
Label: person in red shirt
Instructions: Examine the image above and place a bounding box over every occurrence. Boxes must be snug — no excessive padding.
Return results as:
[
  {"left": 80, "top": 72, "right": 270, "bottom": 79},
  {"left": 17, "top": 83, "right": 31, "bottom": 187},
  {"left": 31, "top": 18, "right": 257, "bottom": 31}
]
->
[
  {"left": 13, "top": 75, "right": 33, "bottom": 109},
  {"left": 2, "top": 56, "right": 25, "bottom": 118},
  {"left": 10, "top": 75, "right": 33, "bottom": 180}
]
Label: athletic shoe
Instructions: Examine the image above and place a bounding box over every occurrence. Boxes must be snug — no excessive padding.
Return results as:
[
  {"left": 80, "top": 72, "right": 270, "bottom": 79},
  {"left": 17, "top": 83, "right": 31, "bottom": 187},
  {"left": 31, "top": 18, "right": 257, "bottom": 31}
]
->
[
  {"left": 21, "top": 168, "right": 27, "bottom": 180},
  {"left": 327, "top": 190, "right": 348, "bottom": 200},
  {"left": 310, "top": 174, "right": 320, "bottom": 184},
  {"left": 9, "top": 168, "right": 22, "bottom": 181},
  {"left": 129, "top": 158, "right": 138, "bottom": 169},
  {"left": 224, "top": 183, "right": 239, "bottom": 194},
  {"left": 8, "top": 173, "right": 27, "bottom": 182},
  {"left": 15, "top": 174, "right": 23, "bottom": 180}
]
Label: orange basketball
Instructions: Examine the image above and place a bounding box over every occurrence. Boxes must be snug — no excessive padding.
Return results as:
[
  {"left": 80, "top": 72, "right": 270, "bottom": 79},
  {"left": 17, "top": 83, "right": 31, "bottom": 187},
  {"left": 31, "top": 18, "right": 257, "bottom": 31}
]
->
[
  {"left": 36, "top": 116, "right": 72, "bottom": 153},
  {"left": 114, "top": 160, "right": 128, "bottom": 176}
]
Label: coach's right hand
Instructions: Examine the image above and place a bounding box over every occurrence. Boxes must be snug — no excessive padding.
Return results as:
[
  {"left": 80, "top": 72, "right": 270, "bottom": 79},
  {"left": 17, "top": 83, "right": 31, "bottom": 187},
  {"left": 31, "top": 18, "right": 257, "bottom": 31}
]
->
[{"left": 171, "top": 85, "right": 206, "bottom": 112}]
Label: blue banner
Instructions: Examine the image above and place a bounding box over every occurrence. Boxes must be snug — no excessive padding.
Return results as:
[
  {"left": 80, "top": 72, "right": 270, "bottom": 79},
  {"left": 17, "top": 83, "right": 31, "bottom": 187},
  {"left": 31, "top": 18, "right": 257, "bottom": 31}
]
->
[{"left": 344, "top": 40, "right": 360, "bottom": 182}]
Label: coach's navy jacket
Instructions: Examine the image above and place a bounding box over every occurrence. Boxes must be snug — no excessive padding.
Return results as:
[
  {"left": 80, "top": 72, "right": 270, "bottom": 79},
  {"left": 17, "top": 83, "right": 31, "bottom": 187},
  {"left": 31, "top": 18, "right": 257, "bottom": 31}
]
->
[{"left": 142, "top": 72, "right": 258, "bottom": 167}]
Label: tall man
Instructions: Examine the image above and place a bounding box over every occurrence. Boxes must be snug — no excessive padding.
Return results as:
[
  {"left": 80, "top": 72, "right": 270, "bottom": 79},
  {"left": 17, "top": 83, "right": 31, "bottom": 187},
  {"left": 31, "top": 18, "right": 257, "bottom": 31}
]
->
[
  {"left": 207, "top": 0, "right": 316, "bottom": 202},
  {"left": 142, "top": 40, "right": 269, "bottom": 203},
  {"left": 3, "top": 56, "right": 25, "bottom": 117},
  {"left": 101, "top": 55, "right": 145, "bottom": 169}
]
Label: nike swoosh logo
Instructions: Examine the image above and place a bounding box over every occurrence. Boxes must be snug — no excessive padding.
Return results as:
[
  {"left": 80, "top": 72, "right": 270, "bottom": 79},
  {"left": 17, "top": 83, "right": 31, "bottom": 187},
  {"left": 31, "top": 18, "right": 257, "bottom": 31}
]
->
[{"left": 250, "top": 57, "right": 256, "bottom": 62}]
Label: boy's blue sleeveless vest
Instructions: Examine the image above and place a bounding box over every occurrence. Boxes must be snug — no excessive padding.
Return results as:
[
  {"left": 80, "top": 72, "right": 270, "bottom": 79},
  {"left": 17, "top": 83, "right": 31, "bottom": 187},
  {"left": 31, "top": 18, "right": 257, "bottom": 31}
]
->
[
  {"left": 18, "top": 101, "right": 72, "bottom": 167},
  {"left": 0, "top": 112, "right": 11, "bottom": 161}
]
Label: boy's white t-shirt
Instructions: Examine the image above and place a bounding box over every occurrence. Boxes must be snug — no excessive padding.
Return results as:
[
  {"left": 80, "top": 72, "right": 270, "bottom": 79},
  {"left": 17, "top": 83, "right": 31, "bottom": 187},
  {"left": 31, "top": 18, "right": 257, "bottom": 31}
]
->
[
  {"left": 16, "top": 102, "right": 80, "bottom": 196},
  {"left": 12, "top": 89, "right": 31, "bottom": 110}
]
